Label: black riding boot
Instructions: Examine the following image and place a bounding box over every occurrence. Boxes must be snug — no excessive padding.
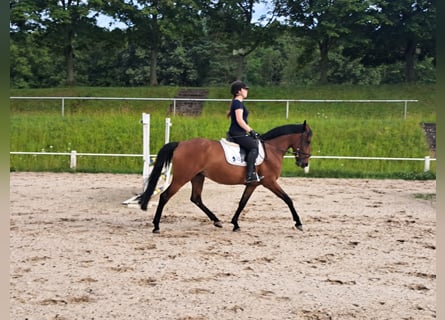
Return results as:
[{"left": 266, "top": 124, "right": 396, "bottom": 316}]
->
[{"left": 245, "top": 149, "right": 263, "bottom": 184}]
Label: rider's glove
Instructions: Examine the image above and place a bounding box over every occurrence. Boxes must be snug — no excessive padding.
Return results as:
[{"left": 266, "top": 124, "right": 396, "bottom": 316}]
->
[{"left": 249, "top": 130, "right": 260, "bottom": 139}]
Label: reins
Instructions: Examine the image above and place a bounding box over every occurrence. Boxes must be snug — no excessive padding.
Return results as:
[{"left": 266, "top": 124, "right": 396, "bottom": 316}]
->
[{"left": 262, "top": 141, "right": 311, "bottom": 158}]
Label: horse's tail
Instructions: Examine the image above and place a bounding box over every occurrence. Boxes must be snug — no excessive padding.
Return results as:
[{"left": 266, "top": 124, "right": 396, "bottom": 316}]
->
[{"left": 140, "top": 142, "right": 179, "bottom": 211}]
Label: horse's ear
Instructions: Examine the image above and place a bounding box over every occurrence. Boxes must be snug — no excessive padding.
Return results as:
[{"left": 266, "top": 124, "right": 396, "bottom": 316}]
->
[{"left": 303, "top": 120, "right": 306, "bottom": 129}]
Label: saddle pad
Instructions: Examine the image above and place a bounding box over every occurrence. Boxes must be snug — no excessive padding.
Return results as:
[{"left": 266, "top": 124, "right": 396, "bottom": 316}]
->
[{"left": 219, "top": 138, "right": 265, "bottom": 166}]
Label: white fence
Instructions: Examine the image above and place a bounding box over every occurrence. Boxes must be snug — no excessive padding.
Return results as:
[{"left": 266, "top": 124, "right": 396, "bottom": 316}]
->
[
  {"left": 10, "top": 152, "right": 436, "bottom": 173},
  {"left": 10, "top": 100, "right": 435, "bottom": 174},
  {"left": 10, "top": 96, "right": 418, "bottom": 119}
]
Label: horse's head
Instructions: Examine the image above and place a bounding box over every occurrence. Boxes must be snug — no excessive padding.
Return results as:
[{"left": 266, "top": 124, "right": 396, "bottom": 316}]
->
[
  {"left": 261, "top": 122, "right": 312, "bottom": 169},
  {"left": 292, "top": 120, "right": 312, "bottom": 168}
]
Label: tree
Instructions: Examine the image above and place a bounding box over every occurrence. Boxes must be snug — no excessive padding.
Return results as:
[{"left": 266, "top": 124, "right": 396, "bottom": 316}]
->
[
  {"left": 9, "top": 0, "right": 436, "bottom": 87},
  {"left": 277, "top": 0, "right": 378, "bottom": 84},
  {"left": 76, "top": 27, "right": 130, "bottom": 86},
  {"left": 10, "top": 0, "right": 103, "bottom": 85},
  {"left": 10, "top": 32, "right": 65, "bottom": 88},
  {"left": 202, "top": 0, "right": 281, "bottom": 81},
  {"left": 102, "top": 0, "right": 203, "bottom": 86},
  {"left": 364, "top": 0, "right": 436, "bottom": 83}
]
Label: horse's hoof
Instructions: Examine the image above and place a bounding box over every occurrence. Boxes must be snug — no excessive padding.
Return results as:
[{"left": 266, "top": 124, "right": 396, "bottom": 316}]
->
[
  {"left": 295, "top": 224, "right": 303, "bottom": 231},
  {"left": 152, "top": 228, "right": 160, "bottom": 234},
  {"left": 214, "top": 221, "right": 223, "bottom": 228},
  {"left": 232, "top": 226, "right": 240, "bottom": 232}
]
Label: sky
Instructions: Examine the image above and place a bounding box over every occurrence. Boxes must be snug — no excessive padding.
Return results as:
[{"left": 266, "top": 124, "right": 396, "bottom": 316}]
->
[{"left": 95, "top": 1, "right": 272, "bottom": 30}]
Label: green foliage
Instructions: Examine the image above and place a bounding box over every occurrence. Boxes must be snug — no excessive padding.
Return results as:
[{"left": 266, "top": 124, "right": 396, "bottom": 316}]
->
[
  {"left": 10, "top": 34, "right": 66, "bottom": 88},
  {"left": 10, "top": 85, "right": 436, "bottom": 179},
  {"left": 10, "top": 0, "right": 436, "bottom": 88}
]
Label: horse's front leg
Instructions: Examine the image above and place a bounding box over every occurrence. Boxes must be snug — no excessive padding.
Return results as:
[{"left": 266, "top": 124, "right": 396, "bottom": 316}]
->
[
  {"left": 264, "top": 182, "right": 303, "bottom": 231},
  {"left": 231, "top": 185, "right": 257, "bottom": 231}
]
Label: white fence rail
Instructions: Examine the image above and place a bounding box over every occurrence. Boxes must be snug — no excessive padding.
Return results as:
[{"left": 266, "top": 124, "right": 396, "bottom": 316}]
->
[
  {"left": 9, "top": 151, "right": 436, "bottom": 173},
  {"left": 10, "top": 96, "right": 418, "bottom": 119}
]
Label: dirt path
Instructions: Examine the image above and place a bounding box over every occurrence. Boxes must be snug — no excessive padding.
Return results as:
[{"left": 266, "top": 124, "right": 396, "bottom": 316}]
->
[{"left": 10, "top": 172, "right": 436, "bottom": 319}]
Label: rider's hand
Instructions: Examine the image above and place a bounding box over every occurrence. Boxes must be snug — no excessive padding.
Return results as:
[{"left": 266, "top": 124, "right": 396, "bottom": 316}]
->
[{"left": 249, "top": 130, "right": 260, "bottom": 139}]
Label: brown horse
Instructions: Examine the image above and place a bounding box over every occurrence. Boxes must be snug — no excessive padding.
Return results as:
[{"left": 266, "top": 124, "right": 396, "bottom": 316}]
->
[{"left": 140, "top": 121, "right": 312, "bottom": 233}]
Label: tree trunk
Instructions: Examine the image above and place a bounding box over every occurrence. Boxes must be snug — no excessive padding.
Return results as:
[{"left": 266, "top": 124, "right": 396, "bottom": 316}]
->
[
  {"left": 236, "top": 55, "right": 245, "bottom": 80},
  {"left": 318, "top": 40, "right": 329, "bottom": 84},
  {"left": 150, "top": 48, "right": 158, "bottom": 86},
  {"left": 65, "top": 30, "right": 75, "bottom": 86},
  {"left": 149, "top": 9, "right": 159, "bottom": 87},
  {"left": 405, "top": 39, "right": 417, "bottom": 83}
]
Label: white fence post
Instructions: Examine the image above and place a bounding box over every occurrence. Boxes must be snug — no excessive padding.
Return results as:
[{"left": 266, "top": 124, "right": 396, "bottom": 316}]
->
[
  {"left": 70, "top": 150, "right": 77, "bottom": 169},
  {"left": 165, "top": 118, "right": 171, "bottom": 144},
  {"left": 424, "top": 156, "right": 431, "bottom": 172},
  {"left": 404, "top": 101, "right": 407, "bottom": 120},
  {"left": 142, "top": 113, "right": 150, "bottom": 191},
  {"left": 164, "top": 117, "right": 173, "bottom": 186},
  {"left": 286, "top": 101, "right": 289, "bottom": 119}
]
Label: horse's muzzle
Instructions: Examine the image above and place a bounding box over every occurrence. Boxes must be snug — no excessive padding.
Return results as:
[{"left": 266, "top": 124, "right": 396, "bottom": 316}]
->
[{"left": 296, "top": 159, "right": 309, "bottom": 168}]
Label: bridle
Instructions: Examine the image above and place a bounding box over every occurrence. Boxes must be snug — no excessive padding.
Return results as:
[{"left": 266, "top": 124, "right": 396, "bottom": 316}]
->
[
  {"left": 262, "top": 128, "right": 311, "bottom": 163},
  {"left": 293, "top": 129, "right": 312, "bottom": 162}
]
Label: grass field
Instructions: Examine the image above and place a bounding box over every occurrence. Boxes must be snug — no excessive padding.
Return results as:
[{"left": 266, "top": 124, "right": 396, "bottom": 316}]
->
[{"left": 10, "top": 84, "right": 436, "bottom": 179}]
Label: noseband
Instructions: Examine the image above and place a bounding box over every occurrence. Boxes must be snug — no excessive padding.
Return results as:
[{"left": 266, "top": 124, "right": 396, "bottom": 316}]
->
[
  {"left": 290, "top": 148, "right": 311, "bottom": 160},
  {"left": 293, "top": 130, "right": 311, "bottom": 161}
]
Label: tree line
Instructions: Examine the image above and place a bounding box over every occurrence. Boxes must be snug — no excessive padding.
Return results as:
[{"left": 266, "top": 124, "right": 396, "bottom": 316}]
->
[{"left": 10, "top": 0, "right": 436, "bottom": 88}]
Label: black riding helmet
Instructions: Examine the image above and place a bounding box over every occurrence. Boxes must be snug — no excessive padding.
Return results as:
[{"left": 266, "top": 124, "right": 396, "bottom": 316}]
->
[{"left": 230, "top": 80, "right": 249, "bottom": 96}]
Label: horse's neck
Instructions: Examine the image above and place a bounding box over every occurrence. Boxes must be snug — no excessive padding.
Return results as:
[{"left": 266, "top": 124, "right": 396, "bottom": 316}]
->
[{"left": 266, "top": 135, "right": 294, "bottom": 155}]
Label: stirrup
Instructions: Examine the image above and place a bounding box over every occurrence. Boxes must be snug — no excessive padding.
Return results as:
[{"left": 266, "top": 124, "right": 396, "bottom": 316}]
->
[{"left": 245, "top": 173, "right": 263, "bottom": 184}]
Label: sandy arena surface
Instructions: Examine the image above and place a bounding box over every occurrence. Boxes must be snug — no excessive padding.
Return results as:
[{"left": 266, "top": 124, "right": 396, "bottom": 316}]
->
[{"left": 10, "top": 172, "right": 436, "bottom": 319}]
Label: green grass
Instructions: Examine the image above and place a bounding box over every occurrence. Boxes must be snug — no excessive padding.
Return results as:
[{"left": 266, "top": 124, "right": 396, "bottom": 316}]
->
[
  {"left": 414, "top": 193, "right": 436, "bottom": 201},
  {"left": 10, "top": 84, "right": 436, "bottom": 179}
]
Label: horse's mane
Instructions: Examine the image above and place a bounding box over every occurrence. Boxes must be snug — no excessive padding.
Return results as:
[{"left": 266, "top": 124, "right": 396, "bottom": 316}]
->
[{"left": 261, "top": 124, "right": 306, "bottom": 141}]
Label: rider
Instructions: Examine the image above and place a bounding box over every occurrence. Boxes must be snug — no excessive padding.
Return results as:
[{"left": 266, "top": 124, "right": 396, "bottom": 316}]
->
[{"left": 227, "top": 80, "right": 263, "bottom": 184}]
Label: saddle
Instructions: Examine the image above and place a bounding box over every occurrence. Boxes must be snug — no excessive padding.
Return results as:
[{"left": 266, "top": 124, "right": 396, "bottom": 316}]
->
[{"left": 219, "top": 138, "right": 265, "bottom": 167}]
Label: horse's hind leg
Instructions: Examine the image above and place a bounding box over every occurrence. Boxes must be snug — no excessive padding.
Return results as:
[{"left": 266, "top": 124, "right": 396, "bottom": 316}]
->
[
  {"left": 152, "top": 182, "right": 184, "bottom": 233},
  {"left": 190, "top": 174, "right": 222, "bottom": 228}
]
